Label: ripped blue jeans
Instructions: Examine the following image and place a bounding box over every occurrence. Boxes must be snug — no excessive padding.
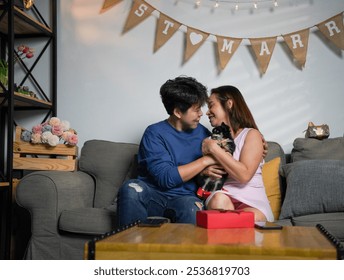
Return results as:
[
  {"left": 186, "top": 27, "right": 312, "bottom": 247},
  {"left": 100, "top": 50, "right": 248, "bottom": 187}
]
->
[{"left": 116, "top": 179, "right": 203, "bottom": 227}]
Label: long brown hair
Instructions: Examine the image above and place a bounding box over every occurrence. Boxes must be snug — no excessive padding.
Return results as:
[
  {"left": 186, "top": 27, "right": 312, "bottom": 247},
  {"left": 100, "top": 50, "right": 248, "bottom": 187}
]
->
[{"left": 211, "top": 85, "right": 259, "bottom": 133}]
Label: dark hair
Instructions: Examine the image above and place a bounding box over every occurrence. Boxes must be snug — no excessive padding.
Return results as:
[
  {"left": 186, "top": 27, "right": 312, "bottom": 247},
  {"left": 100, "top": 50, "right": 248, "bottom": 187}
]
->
[
  {"left": 210, "top": 85, "right": 259, "bottom": 133},
  {"left": 160, "top": 76, "right": 208, "bottom": 115}
]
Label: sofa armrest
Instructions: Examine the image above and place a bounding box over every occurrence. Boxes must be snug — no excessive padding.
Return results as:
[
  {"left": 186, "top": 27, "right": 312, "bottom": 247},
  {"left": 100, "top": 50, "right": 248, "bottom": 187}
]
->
[{"left": 16, "top": 171, "right": 95, "bottom": 237}]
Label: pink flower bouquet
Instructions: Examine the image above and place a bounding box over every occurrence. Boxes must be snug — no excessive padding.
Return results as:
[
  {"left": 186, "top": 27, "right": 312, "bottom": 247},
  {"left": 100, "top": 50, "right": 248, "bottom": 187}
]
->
[
  {"left": 21, "top": 117, "right": 78, "bottom": 147},
  {"left": 15, "top": 44, "right": 35, "bottom": 62}
]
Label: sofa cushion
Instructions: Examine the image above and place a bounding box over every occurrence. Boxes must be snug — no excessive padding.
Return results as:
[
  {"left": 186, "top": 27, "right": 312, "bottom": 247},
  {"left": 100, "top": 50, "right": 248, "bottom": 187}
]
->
[
  {"left": 124, "top": 154, "right": 139, "bottom": 181},
  {"left": 279, "top": 159, "right": 344, "bottom": 219},
  {"left": 59, "top": 207, "right": 117, "bottom": 235},
  {"left": 262, "top": 157, "right": 281, "bottom": 220},
  {"left": 275, "top": 219, "right": 293, "bottom": 226},
  {"left": 292, "top": 213, "right": 344, "bottom": 241},
  {"left": 291, "top": 137, "right": 344, "bottom": 162},
  {"left": 78, "top": 140, "right": 139, "bottom": 208}
]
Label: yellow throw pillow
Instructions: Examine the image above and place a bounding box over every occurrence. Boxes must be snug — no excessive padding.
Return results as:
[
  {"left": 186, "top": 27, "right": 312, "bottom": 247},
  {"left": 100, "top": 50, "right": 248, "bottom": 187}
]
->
[{"left": 262, "top": 157, "right": 281, "bottom": 220}]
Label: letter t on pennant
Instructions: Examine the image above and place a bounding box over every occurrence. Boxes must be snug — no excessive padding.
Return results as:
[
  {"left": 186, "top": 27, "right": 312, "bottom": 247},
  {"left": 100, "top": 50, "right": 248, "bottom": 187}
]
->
[{"left": 154, "top": 14, "right": 181, "bottom": 53}]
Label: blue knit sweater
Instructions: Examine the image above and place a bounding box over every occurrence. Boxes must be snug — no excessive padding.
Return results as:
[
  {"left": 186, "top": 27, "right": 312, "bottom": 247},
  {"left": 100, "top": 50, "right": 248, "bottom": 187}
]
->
[{"left": 138, "top": 120, "right": 210, "bottom": 196}]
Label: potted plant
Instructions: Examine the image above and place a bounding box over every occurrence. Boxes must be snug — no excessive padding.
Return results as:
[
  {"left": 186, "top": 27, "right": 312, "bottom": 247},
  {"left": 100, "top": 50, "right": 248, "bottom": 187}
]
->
[{"left": 0, "top": 59, "right": 8, "bottom": 89}]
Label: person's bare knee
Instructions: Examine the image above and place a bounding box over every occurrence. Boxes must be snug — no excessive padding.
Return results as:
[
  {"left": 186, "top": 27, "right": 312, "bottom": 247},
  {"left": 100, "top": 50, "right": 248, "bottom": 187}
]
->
[{"left": 207, "top": 193, "right": 234, "bottom": 210}]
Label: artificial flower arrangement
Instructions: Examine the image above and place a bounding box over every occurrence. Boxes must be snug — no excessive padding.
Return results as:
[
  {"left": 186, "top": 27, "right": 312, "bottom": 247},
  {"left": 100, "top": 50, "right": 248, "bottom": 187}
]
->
[
  {"left": 1, "top": 44, "right": 34, "bottom": 66},
  {"left": 15, "top": 44, "right": 35, "bottom": 62},
  {"left": 21, "top": 117, "right": 78, "bottom": 147},
  {"left": 0, "top": 44, "right": 35, "bottom": 88}
]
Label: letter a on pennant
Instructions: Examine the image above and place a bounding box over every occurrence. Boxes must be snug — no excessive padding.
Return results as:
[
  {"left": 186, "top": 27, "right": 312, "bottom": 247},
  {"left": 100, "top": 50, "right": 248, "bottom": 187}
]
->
[
  {"left": 317, "top": 13, "right": 344, "bottom": 50},
  {"left": 282, "top": 29, "right": 310, "bottom": 68},
  {"left": 249, "top": 37, "right": 277, "bottom": 74},
  {"left": 122, "top": 0, "right": 154, "bottom": 34},
  {"left": 184, "top": 27, "right": 209, "bottom": 63},
  {"left": 154, "top": 14, "right": 181, "bottom": 53},
  {"left": 216, "top": 36, "right": 242, "bottom": 70}
]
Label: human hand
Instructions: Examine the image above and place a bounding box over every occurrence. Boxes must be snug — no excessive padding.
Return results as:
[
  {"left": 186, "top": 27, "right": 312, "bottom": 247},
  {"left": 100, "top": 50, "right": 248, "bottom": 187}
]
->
[
  {"left": 202, "top": 138, "right": 219, "bottom": 155},
  {"left": 200, "top": 164, "right": 227, "bottom": 179},
  {"left": 202, "top": 155, "right": 217, "bottom": 166}
]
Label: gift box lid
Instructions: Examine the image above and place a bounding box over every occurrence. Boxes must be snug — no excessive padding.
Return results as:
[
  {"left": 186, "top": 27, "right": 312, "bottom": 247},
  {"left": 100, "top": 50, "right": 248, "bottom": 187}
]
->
[{"left": 196, "top": 210, "right": 254, "bottom": 229}]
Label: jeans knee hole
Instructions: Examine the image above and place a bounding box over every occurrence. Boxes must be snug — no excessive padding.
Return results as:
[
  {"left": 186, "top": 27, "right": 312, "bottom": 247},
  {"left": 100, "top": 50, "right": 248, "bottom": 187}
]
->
[{"left": 128, "top": 182, "right": 143, "bottom": 192}]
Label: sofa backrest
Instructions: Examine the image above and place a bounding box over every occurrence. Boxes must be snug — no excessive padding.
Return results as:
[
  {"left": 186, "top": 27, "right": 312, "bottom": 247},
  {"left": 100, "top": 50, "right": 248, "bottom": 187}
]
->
[
  {"left": 291, "top": 137, "right": 344, "bottom": 162},
  {"left": 78, "top": 140, "right": 139, "bottom": 208},
  {"left": 265, "top": 141, "right": 286, "bottom": 164},
  {"left": 78, "top": 140, "right": 286, "bottom": 209}
]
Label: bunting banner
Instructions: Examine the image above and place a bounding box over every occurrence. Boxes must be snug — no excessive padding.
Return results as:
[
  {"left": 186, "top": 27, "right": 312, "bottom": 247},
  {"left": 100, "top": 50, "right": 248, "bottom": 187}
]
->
[
  {"left": 99, "top": 0, "right": 123, "bottom": 14},
  {"left": 216, "top": 36, "right": 242, "bottom": 70},
  {"left": 317, "top": 13, "right": 344, "bottom": 50},
  {"left": 184, "top": 27, "right": 209, "bottom": 63},
  {"left": 249, "top": 37, "right": 277, "bottom": 74},
  {"left": 101, "top": 0, "right": 344, "bottom": 74},
  {"left": 122, "top": 0, "right": 154, "bottom": 34},
  {"left": 282, "top": 29, "right": 310, "bottom": 68},
  {"left": 154, "top": 14, "right": 181, "bottom": 53}
]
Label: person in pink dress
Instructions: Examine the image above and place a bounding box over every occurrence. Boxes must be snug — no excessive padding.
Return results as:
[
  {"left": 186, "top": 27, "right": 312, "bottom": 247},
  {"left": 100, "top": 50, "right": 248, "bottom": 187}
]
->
[{"left": 202, "top": 85, "right": 274, "bottom": 222}]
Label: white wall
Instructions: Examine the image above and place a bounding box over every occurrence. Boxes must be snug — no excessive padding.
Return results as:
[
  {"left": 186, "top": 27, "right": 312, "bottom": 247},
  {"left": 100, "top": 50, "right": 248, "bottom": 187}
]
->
[{"left": 56, "top": 0, "right": 344, "bottom": 153}]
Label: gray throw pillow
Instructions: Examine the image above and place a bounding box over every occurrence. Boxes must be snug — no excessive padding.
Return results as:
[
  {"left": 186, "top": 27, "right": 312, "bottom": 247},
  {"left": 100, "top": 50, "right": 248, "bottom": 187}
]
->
[
  {"left": 279, "top": 160, "right": 344, "bottom": 219},
  {"left": 291, "top": 137, "right": 344, "bottom": 162}
]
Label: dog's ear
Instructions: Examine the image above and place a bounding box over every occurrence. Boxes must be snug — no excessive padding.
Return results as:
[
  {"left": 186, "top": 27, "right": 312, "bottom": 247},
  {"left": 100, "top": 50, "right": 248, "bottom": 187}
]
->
[{"left": 220, "top": 123, "right": 232, "bottom": 139}]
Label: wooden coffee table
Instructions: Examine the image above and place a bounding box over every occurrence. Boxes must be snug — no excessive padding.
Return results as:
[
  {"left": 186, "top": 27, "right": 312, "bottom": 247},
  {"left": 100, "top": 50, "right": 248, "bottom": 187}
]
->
[{"left": 84, "top": 223, "right": 337, "bottom": 260}]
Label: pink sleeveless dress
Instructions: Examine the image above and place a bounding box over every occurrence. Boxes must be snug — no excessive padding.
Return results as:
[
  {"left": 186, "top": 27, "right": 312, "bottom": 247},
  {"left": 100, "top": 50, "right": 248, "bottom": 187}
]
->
[{"left": 205, "top": 128, "right": 274, "bottom": 222}]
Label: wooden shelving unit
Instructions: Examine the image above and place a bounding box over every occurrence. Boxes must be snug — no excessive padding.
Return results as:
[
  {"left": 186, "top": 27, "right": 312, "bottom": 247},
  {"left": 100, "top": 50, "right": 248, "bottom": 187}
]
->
[
  {"left": 0, "top": 0, "right": 57, "bottom": 259},
  {"left": 0, "top": 91, "right": 52, "bottom": 108},
  {"left": 0, "top": 5, "right": 52, "bottom": 36}
]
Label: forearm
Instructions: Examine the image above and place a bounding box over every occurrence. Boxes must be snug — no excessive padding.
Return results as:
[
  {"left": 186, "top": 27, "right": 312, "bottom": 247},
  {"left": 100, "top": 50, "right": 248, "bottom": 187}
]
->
[
  {"left": 211, "top": 147, "right": 252, "bottom": 183},
  {"left": 204, "top": 130, "right": 263, "bottom": 183},
  {"left": 178, "top": 155, "right": 214, "bottom": 182}
]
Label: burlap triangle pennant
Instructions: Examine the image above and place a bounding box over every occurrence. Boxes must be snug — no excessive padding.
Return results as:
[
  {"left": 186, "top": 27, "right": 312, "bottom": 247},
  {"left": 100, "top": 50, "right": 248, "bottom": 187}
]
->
[
  {"left": 123, "top": 0, "right": 155, "bottom": 34},
  {"left": 184, "top": 27, "right": 209, "bottom": 63},
  {"left": 249, "top": 37, "right": 277, "bottom": 74},
  {"left": 317, "top": 13, "right": 344, "bottom": 50},
  {"left": 282, "top": 29, "right": 310, "bottom": 68},
  {"left": 216, "top": 36, "right": 242, "bottom": 70},
  {"left": 99, "top": 0, "right": 123, "bottom": 14},
  {"left": 154, "top": 14, "right": 181, "bottom": 53}
]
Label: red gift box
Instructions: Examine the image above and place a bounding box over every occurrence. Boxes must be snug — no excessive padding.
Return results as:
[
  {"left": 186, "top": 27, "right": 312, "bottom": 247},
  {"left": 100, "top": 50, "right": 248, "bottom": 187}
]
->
[{"left": 196, "top": 210, "right": 254, "bottom": 229}]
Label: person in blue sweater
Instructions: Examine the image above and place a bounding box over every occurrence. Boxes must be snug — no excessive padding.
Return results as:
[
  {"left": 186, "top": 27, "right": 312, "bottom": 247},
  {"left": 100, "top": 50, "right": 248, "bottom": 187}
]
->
[{"left": 117, "top": 76, "right": 218, "bottom": 226}]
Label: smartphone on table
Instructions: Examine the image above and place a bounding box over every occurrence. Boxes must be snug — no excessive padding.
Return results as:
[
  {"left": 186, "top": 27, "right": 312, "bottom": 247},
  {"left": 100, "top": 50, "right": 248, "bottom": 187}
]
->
[
  {"left": 254, "top": 221, "right": 283, "bottom": 230},
  {"left": 138, "top": 218, "right": 168, "bottom": 227}
]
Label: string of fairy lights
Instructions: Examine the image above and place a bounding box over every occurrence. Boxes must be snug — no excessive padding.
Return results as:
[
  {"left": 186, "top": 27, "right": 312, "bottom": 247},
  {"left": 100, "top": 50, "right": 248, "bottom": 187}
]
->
[{"left": 179, "top": 0, "right": 280, "bottom": 10}]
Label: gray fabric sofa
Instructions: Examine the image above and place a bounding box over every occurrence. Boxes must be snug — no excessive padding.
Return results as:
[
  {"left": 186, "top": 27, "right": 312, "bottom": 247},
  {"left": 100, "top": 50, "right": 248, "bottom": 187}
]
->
[
  {"left": 276, "top": 137, "right": 344, "bottom": 250},
  {"left": 15, "top": 138, "right": 344, "bottom": 259},
  {"left": 16, "top": 140, "right": 139, "bottom": 259}
]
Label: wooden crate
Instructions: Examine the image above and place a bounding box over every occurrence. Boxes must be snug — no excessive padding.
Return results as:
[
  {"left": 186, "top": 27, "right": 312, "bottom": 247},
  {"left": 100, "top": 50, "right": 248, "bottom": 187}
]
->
[{"left": 13, "top": 126, "right": 78, "bottom": 171}]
